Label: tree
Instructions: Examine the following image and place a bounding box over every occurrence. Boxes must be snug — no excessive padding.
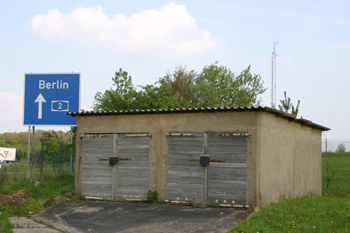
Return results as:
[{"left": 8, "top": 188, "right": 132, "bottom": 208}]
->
[
  {"left": 136, "top": 80, "right": 192, "bottom": 109},
  {"left": 47, "top": 138, "right": 60, "bottom": 159},
  {"left": 191, "top": 79, "right": 221, "bottom": 108},
  {"left": 233, "top": 65, "right": 267, "bottom": 107},
  {"left": 278, "top": 91, "right": 300, "bottom": 116},
  {"left": 93, "top": 63, "right": 267, "bottom": 111},
  {"left": 70, "top": 126, "right": 76, "bottom": 151},
  {"left": 279, "top": 91, "right": 292, "bottom": 113},
  {"left": 162, "top": 65, "right": 197, "bottom": 102},
  {"left": 93, "top": 68, "right": 138, "bottom": 111},
  {"left": 336, "top": 143, "right": 346, "bottom": 153},
  {"left": 193, "top": 62, "right": 267, "bottom": 107},
  {"left": 40, "top": 130, "right": 65, "bottom": 162},
  {"left": 93, "top": 67, "right": 193, "bottom": 111},
  {"left": 0, "top": 134, "right": 5, "bottom": 147}
]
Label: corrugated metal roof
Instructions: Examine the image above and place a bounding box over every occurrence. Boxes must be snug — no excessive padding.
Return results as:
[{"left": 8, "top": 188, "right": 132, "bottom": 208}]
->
[{"left": 66, "top": 106, "right": 330, "bottom": 131}]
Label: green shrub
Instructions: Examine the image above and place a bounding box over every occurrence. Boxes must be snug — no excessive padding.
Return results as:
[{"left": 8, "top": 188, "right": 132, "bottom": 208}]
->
[
  {"left": 336, "top": 143, "right": 347, "bottom": 153},
  {"left": 146, "top": 190, "right": 158, "bottom": 204}
]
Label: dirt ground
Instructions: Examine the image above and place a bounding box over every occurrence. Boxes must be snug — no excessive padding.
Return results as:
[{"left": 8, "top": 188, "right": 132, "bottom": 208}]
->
[{"left": 0, "top": 189, "right": 27, "bottom": 211}]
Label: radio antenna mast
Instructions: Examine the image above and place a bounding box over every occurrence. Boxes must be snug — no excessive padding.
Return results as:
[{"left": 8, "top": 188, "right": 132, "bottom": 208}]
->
[{"left": 271, "top": 41, "right": 278, "bottom": 108}]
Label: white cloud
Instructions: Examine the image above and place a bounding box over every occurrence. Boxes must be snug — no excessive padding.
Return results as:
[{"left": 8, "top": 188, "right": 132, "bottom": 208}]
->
[
  {"left": 27, "top": 3, "right": 221, "bottom": 57},
  {"left": 0, "top": 92, "right": 26, "bottom": 133}
]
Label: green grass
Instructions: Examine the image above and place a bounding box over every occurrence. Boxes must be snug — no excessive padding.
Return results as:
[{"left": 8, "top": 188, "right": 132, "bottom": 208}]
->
[
  {"left": 4, "top": 163, "right": 72, "bottom": 173},
  {"left": 230, "top": 156, "right": 350, "bottom": 233},
  {"left": 322, "top": 156, "right": 350, "bottom": 196},
  {"left": 0, "top": 206, "right": 13, "bottom": 233},
  {"left": 0, "top": 170, "right": 74, "bottom": 233},
  {"left": 2, "top": 163, "right": 72, "bottom": 182},
  {"left": 231, "top": 196, "right": 350, "bottom": 232}
]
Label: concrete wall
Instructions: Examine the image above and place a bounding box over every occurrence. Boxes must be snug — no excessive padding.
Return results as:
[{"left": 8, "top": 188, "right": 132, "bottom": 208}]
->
[
  {"left": 258, "top": 112, "right": 322, "bottom": 205},
  {"left": 74, "top": 111, "right": 259, "bottom": 205},
  {"left": 74, "top": 110, "right": 323, "bottom": 207}
]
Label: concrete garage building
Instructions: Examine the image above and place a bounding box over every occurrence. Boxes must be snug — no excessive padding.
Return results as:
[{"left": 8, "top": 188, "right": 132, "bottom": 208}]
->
[{"left": 67, "top": 106, "right": 329, "bottom": 208}]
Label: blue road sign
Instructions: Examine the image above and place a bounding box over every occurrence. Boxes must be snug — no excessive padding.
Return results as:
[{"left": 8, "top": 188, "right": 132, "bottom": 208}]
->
[{"left": 23, "top": 73, "right": 80, "bottom": 126}]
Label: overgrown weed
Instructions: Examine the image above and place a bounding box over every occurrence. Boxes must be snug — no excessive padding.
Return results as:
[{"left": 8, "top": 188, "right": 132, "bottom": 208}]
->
[{"left": 0, "top": 169, "right": 74, "bottom": 232}]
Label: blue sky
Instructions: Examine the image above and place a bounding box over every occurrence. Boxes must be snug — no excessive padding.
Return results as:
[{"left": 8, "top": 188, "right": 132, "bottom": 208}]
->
[{"left": 0, "top": 0, "right": 349, "bottom": 140}]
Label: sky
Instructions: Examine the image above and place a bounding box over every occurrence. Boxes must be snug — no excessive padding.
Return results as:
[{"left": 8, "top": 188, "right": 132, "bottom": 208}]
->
[{"left": 0, "top": 0, "right": 349, "bottom": 140}]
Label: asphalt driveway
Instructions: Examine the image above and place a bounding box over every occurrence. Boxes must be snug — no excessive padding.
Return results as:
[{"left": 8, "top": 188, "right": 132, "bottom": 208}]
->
[{"left": 33, "top": 200, "right": 248, "bottom": 233}]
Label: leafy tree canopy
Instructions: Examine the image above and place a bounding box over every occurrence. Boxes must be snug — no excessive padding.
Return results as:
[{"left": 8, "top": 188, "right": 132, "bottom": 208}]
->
[
  {"left": 193, "top": 62, "right": 266, "bottom": 107},
  {"left": 0, "top": 134, "right": 6, "bottom": 147},
  {"left": 162, "top": 65, "right": 197, "bottom": 103},
  {"left": 92, "top": 68, "right": 138, "bottom": 111},
  {"left": 39, "top": 129, "right": 74, "bottom": 162},
  {"left": 0, "top": 130, "right": 73, "bottom": 161},
  {"left": 93, "top": 62, "right": 267, "bottom": 111}
]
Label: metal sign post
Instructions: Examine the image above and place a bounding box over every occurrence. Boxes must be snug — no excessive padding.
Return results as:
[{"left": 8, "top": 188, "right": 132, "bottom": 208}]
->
[
  {"left": 70, "top": 128, "right": 73, "bottom": 175},
  {"left": 31, "top": 126, "right": 35, "bottom": 179},
  {"left": 27, "top": 126, "right": 31, "bottom": 179},
  {"left": 23, "top": 73, "right": 80, "bottom": 179}
]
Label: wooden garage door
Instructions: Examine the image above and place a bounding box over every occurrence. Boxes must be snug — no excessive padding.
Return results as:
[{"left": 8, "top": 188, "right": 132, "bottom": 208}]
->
[
  {"left": 81, "top": 133, "right": 150, "bottom": 201},
  {"left": 166, "top": 131, "right": 248, "bottom": 206},
  {"left": 167, "top": 132, "right": 205, "bottom": 202},
  {"left": 207, "top": 132, "right": 248, "bottom": 206},
  {"left": 82, "top": 134, "right": 113, "bottom": 200},
  {"left": 115, "top": 134, "right": 150, "bottom": 201}
]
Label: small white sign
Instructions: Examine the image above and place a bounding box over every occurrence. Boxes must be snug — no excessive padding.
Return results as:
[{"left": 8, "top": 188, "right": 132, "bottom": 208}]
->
[{"left": 0, "top": 147, "right": 16, "bottom": 161}]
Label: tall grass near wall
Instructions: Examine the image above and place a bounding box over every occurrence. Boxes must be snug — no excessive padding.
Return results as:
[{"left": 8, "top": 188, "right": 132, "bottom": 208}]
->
[
  {"left": 0, "top": 160, "right": 75, "bottom": 233},
  {"left": 230, "top": 154, "right": 350, "bottom": 232},
  {"left": 0, "top": 146, "right": 74, "bottom": 233}
]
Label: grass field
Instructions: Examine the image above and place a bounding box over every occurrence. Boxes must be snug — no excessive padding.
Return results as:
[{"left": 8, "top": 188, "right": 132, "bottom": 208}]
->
[
  {"left": 4, "top": 161, "right": 73, "bottom": 172},
  {"left": 1, "top": 162, "right": 73, "bottom": 181},
  {"left": 230, "top": 155, "right": 350, "bottom": 232},
  {"left": 0, "top": 168, "right": 74, "bottom": 233},
  {"left": 322, "top": 155, "right": 350, "bottom": 196}
]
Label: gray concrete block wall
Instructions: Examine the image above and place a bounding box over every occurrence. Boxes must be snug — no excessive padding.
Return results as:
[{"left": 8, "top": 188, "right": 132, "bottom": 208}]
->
[
  {"left": 74, "top": 111, "right": 323, "bottom": 207},
  {"left": 258, "top": 112, "right": 322, "bottom": 205}
]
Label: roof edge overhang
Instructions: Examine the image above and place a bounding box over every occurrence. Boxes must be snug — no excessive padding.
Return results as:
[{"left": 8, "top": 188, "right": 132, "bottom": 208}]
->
[{"left": 66, "top": 106, "right": 330, "bottom": 131}]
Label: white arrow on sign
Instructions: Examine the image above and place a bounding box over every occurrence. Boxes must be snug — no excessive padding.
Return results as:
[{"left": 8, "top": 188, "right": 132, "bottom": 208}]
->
[{"left": 35, "top": 93, "right": 46, "bottom": 119}]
